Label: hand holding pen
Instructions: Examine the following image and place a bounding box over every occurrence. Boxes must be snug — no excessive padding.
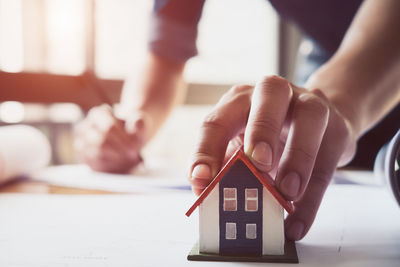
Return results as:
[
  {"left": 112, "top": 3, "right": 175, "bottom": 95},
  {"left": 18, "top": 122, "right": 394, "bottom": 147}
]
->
[
  {"left": 74, "top": 72, "right": 144, "bottom": 173},
  {"left": 74, "top": 104, "right": 145, "bottom": 173}
]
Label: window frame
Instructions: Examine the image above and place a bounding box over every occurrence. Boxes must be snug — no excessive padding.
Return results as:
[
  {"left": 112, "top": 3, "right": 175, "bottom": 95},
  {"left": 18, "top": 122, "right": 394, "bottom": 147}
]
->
[
  {"left": 246, "top": 223, "right": 257, "bottom": 239},
  {"left": 223, "top": 187, "right": 237, "bottom": 212},
  {"left": 245, "top": 188, "right": 258, "bottom": 212},
  {"left": 225, "top": 222, "right": 237, "bottom": 240},
  {"left": 0, "top": 0, "right": 282, "bottom": 107}
]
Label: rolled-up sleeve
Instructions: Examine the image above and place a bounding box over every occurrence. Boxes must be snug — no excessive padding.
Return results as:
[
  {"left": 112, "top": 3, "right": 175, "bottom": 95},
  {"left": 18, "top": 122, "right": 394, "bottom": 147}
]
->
[{"left": 148, "top": 0, "right": 205, "bottom": 62}]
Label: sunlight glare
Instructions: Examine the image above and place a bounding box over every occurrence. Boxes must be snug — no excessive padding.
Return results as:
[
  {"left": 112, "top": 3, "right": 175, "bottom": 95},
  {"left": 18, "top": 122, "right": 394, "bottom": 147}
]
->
[
  {"left": 0, "top": 101, "right": 25, "bottom": 123},
  {"left": 0, "top": 0, "right": 24, "bottom": 72}
]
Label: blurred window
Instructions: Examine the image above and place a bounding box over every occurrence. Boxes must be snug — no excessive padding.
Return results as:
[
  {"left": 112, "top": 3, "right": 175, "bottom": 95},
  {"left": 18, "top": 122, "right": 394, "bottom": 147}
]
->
[
  {"left": 95, "top": 0, "right": 278, "bottom": 84},
  {"left": 0, "top": 0, "right": 278, "bottom": 84}
]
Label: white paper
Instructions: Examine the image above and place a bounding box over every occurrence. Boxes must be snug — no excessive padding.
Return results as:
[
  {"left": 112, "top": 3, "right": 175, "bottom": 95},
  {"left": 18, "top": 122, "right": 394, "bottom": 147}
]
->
[
  {"left": 0, "top": 182, "right": 399, "bottom": 266},
  {"left": 31, "top": 161, "right": 190, "bottom": 193},
  {"left": 31, "top": 164, "right": 380, "bottom": 194}
]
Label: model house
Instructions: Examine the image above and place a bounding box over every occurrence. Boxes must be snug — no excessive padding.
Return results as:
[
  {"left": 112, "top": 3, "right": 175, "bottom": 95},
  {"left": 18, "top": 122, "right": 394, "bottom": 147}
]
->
[{"left": 186, "top": 148, "right": 296, "bottom": 260}]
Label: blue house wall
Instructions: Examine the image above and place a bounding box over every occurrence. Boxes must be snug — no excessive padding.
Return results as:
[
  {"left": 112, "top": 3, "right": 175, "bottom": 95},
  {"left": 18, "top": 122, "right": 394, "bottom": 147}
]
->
[{"left": 219, "top": 159, "right": 263, "bottom": 256}]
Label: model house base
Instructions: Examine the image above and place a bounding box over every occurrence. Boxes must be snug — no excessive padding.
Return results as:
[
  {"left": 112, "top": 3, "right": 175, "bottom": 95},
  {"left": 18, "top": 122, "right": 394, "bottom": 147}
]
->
[{"left": 187, "top": 239, "right": 298, "bottom": 263}]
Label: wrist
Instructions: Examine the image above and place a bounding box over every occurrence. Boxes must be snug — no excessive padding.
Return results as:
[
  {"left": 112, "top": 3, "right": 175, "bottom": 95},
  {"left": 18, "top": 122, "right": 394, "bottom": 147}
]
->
[
  {"left": 305, "top": 72, "right": 360, "bottom": 166},
  {"left": 305, "top": 66, "right": 366, "bottom": 139}
]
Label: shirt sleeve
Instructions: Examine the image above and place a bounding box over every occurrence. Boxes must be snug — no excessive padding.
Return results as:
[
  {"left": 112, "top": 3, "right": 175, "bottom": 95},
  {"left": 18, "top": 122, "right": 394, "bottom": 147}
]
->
[{"left": 148, "top": 0, "right": 206, "bottom": 62}]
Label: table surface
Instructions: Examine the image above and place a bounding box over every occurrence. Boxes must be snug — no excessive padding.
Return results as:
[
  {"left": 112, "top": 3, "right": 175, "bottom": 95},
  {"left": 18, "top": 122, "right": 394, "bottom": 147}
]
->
[{"left": 0, "top": 170, "right": 399, "bottom": 267}]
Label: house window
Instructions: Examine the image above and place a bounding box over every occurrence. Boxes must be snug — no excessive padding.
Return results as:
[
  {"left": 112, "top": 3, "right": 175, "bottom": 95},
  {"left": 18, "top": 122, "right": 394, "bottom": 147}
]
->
[
  {"left": 245, "top": 188, "right": 258, "bottom": 212},
  {"left": 225, "top": 222, "right": 237, "bottom": 240},
  {"left": 223, "top": 188, "right": 237, "bottom": 211},
  {"left": 246, "top": 224, "right": 257, "bottom": 239}
]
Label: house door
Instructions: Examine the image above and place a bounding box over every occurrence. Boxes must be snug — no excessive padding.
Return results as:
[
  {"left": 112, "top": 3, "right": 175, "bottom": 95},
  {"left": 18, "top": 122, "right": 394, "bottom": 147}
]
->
[{"left": 219, "top": 160, "right": 263, "bottom": 256}]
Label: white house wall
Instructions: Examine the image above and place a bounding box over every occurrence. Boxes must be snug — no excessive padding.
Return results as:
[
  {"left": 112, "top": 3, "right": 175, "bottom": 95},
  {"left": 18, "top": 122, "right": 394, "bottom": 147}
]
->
[
  {"left": 199, "top": 183, "right": 219, "bottom": 253},
  {"left": 262, "top": 187, "right": 285, "bottom": 255}
]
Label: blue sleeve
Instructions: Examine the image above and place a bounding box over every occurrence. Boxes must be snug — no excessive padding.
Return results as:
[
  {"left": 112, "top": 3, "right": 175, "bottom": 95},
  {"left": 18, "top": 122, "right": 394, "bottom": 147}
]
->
[{"left": 148, "top": 0, "right": 205, "bottom": 62}]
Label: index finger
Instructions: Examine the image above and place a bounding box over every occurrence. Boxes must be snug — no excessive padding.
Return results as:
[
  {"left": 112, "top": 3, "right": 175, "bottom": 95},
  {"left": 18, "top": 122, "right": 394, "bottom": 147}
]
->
[
  {"left": 244, "top": 76, "right": 293, "bottom": 172},
  {"left": 189, "top": 85, "right": 253, "bottom": 195}
]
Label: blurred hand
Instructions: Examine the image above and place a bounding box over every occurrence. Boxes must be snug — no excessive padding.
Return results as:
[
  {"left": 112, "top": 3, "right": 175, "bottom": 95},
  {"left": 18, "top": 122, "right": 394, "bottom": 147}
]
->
[
  {"left": 74, "top": 105, "right": 146, "bottom": 173},
  {"left": 189, "top": 75, "right": 357, "bottom": 241}
]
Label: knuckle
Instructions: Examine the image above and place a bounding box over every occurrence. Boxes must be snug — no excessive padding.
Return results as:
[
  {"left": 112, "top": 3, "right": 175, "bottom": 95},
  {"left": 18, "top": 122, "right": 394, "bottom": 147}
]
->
[
  {"left": 311, "top": 169, "right": 333, "bottom": 190},
  {"left": 251, "top": 116, "right": 281, "bottom": 136},
  {"left": 310, "top": 88, "right": 329, "bottom": 102},
  {"left": 87, "top": 106, "right": 103, "bottom": 117},
  {"left": 259, "top": 75, "right": 285, "bottom": 86},
  {"left": 327, "top": 112, "right": 352, "bottom": 145},
  {"left": 286, "top": 146, "right": 315, "bottom": 165},
  {"left": 258, "top": 75, "right": 291, "bottom": 96},
  {"left": 229, "top": 84, "right": 253, "bottom": 95},
  {"left": 220, "top": 85, "right": 252, "bottom": 106},
  {"left": 202, "top": 112, "right": 226, "bottom": 132},
  {"left": 192, "top": 151, "right": 216, "bottom": 163},
  {"left": 299, "top": 94, "right": 329, "bottom": 118}
]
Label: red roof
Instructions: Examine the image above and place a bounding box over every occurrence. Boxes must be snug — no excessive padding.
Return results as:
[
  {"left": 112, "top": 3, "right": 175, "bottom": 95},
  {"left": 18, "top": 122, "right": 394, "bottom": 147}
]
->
[{"left": 185, "top": 148, "right": 294, "bottom": 217}]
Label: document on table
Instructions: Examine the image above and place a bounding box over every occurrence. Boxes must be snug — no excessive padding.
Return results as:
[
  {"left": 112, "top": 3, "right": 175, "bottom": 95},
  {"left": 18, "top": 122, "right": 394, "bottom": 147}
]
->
[
  {"left": 0, "top": 184, "right": 399, "bottom": 266},
  {"left": 31, "top": 161, "right": 191, "bottom": 193}
]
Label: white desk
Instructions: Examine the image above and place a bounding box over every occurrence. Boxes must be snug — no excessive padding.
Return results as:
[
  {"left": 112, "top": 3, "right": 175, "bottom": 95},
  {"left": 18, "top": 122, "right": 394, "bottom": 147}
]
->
[{"left": 0, "top": 181, "right": 399, "bottom": 266}]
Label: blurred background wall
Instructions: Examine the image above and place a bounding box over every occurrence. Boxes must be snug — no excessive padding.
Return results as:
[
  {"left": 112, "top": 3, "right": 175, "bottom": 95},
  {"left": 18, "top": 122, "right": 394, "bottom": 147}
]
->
[{"left": 0, "top": 0, "right": 302, "bottom": 165}]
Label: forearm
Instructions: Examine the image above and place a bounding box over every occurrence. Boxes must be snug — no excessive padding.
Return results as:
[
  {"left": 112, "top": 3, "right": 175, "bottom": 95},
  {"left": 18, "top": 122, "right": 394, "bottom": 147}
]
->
[
  {"left": 120, "top": 52, "right": 186, "bottom": 141},
  {"left": 306, "top": 0, "right": 400, "bottom": 138}
]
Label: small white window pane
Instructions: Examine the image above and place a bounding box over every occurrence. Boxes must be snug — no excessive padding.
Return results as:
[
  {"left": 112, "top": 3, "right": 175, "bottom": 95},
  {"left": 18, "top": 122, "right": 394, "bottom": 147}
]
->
[
  {"left": 224, "top": 188, "right": 236, "bottom": 199},
  {"left": 224, "top": 199, "right": 237, "bottom": 211},
  {"left": 246, "top": 200, "right": 258, "bottom": 212},
  {"left": 245, "top": 188, "right": 258, "bottom": 212},
  {"left": 246, "top": 188, "right": 258, "bottom": 198},
  {"left": 226, "top": 223, "right": 236, "bottom": 240},
  {"left": 224, "top": 188, "right": 237, "bottom": 211},
  {"left": 246, "top": 224, "right": 257, "bottom": 239}
]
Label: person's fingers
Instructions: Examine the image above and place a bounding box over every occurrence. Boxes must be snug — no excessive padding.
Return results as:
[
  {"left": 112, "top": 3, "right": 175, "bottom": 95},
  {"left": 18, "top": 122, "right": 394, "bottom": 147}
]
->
[
  {"left": 284, "top": 108, "right": 352, "bottom": 240},
  {"left": 88, "top": 107, "right": 139, "bottom": 150},
  {"left": 244, "top": 76, "right": 293, "bottom": 172},
  {"left": 74, "top": 106, "right": 143, "bottom": 173},
  {"left": 83, "top": 135, "right": 142, "bottom": 173},
  {"left": 224, "top": 134, "right": 244, "bottom": 163},
  {"left": 125, "top": 111, "right": 149, "bottom": 148},
  {"left": 79, "top": 116, "right": 137, "bottom": 162},
  {"left": 87, "top": 106, "right": 144, "bottom": 159},
  {"left": 190, "top": 85, "right": 253, "bottom": 195},
  {"left": 276, "top": 92, "right": 329, "bottom": 200}
]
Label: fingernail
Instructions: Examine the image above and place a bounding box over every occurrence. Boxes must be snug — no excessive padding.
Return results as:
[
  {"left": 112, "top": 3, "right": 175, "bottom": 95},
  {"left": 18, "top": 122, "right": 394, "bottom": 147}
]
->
[
  {"left": 298, "top": 93, "right": 315, "bottom": 102},
  {"left": 191, "top": 164, "right": 211, "bottom": 180},
  {"left": 251, "top": 142, "right": 272, "bottom": 167},
  {"left": 287, "top": 221, "right": 304, "bottom": 240},
  {"left": 281, "top": 172, "right": 301, "bottom": 198}
]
